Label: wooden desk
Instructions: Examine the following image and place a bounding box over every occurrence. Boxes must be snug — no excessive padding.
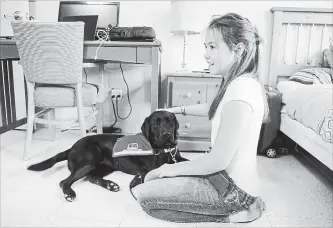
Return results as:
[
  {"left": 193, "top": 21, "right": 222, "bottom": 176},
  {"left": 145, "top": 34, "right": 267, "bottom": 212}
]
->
[{"left": 0, "top": 40, "right": 162, "bottom": 134}]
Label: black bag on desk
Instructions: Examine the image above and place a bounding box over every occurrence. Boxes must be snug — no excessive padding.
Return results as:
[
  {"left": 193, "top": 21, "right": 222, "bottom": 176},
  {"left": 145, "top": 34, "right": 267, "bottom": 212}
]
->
[
  {"left": 257, "top": 85, "right": 282, "bottom": 154},
  {"left": 109, "top": 26, "right": 156, "bottom": 41}
]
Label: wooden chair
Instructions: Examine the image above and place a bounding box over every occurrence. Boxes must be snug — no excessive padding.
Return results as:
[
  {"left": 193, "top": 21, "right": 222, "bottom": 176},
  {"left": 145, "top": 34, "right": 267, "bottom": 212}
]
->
[{"left": 11, "top": 21, "right": 105, "bottom": 160}]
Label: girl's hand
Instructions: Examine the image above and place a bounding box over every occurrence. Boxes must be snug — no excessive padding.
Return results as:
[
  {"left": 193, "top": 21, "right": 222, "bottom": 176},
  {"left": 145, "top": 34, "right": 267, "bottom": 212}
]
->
[{"left": 144, "top": 164, "right": 172, "bottom": 182}]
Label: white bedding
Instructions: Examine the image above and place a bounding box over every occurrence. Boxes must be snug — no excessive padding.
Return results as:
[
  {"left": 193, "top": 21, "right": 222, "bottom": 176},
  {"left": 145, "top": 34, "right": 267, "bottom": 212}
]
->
[
  {"left": 277, "top": 81, "right": 333, "bottom": 143},
  {"left": 278, "top": 80, "right": 333, "bottom": 171},
  {"left": 280, "top": 114, "right": 333, "bottom": 171}
]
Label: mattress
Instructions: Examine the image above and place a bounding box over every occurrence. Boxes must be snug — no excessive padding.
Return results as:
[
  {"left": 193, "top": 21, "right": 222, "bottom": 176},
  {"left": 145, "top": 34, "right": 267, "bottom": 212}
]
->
[{"left": 280, "top": 114, "right": 333, "bottom": 171}]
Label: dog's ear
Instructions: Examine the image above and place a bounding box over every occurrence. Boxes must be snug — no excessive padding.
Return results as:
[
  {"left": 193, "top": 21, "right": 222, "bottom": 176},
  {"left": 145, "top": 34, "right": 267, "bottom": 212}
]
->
[
  {"left": 141, "top": 116, "right": 150, "bottom": 139},
  {"left": 171, "top": 113, "right": 179, "bottom": 140},
  {"left": 172, "top": 113, "right": 179, "bottom": 130}
]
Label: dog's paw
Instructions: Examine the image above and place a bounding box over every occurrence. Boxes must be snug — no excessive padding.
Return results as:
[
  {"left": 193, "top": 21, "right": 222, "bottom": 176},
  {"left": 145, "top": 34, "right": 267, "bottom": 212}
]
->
[
  {"left": 64, "top": 194, "right": 75, "bottom": 202},
  {"left": 105, "top": 180, "right": 120, "bottom": 192},
  {"left": 63, "top": 189, "right": 76, "bottom": 202}
]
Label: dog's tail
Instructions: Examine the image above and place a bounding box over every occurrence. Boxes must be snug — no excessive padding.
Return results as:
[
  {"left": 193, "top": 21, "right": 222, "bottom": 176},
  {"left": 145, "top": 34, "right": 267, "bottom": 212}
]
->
[{"left": 27, "top": 149, "right": 70, "bottom": 171}]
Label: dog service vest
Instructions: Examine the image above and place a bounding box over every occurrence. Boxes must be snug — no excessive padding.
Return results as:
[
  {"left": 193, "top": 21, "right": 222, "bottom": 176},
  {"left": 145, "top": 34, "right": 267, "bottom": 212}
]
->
[{"left": 112, "top": 133, "right": 155, "bottom": 158}]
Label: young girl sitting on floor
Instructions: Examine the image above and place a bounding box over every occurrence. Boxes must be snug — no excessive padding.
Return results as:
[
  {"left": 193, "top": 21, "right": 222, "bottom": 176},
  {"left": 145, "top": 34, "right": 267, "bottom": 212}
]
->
[{"left": 132, "top": 12, "right": 268, "bottom": 223}]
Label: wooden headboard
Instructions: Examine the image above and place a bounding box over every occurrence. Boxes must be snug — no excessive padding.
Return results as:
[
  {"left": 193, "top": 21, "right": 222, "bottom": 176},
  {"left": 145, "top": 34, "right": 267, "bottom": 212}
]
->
[{"left": 268, "top": 7, "right": 333, "bottom": 87}]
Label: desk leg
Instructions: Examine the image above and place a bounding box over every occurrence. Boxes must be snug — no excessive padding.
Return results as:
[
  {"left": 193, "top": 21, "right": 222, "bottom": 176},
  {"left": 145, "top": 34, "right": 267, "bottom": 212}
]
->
[{"left": 150, "top": 46, "right": 161, "bottom": 113}]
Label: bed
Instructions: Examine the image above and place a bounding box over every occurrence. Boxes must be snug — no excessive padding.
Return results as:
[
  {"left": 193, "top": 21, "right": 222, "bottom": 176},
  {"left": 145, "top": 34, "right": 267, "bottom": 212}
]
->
[{"left": 267, "top": 7, "right": 333, "bottom": 171}]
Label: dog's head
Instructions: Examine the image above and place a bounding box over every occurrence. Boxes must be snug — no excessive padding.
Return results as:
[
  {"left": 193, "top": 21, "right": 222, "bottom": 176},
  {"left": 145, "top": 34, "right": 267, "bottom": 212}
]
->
[{"left": 141, "top": 110, "right": 179, "bottom": 149}]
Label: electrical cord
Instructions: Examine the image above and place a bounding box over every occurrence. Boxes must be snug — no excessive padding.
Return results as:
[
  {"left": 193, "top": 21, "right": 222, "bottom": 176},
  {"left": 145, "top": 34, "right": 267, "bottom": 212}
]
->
[
  {"left": 102, "top": 97, "right": 121, "bottom": 134},
  {"left": 115, "top": 63, "right": 132, "bottom": 120},
  {"left": 94, "top": 40, "right": 105, "bottom": 60},
  {"left": 116, "top": 98, "right": 130, "bottom": 120},
  {"left": 153, "top": 38, "right": 163, "bottom": 52},
  {"left": 103, "top": 64, "right": 132, "bottom": 73},
  {"left": 62, "top": 69, "right": 119, "bottom": 133},
  {"left": 80, "top": 62, "right": 132, "bottom": 131},
  {"left": 110, "top": 98, "right": 118, "bottom": 128},
  {"left": 83, "top": 68, "right": 88, "bottom": 82}
]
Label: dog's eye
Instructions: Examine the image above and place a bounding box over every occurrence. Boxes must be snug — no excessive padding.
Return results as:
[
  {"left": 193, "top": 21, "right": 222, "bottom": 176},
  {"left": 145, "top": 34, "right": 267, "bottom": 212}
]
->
[{"left": 166, "top": 117, "right": 174, "bottom": 123}]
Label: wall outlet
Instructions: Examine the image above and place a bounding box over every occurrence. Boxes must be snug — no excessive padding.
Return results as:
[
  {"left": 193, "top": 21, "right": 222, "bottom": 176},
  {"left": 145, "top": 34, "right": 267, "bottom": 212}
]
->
[{"left": 111, "top": 88, "right": 122, "bottom": 100}]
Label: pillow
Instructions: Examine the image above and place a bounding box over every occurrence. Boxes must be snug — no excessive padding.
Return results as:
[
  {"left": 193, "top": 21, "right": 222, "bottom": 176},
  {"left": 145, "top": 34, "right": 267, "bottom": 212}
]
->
[
  {"left": 289, "top": 68, "right": 332, "bottom": 84},
  {"left": 323, "top": 37, "right": 333, "bottom": 68},
  {"left": 289, "top": 71, "right": 315, "bottom": 84}
]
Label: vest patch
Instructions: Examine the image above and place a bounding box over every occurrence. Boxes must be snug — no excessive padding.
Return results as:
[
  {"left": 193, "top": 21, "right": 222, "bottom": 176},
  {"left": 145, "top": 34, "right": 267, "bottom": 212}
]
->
[{"left": 113, "top": 134, "right": 154, "bottom": 158}]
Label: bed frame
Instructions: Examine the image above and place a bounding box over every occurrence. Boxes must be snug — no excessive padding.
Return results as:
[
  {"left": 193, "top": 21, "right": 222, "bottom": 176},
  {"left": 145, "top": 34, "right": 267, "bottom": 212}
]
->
[
  {"left": 268, "top": 7, "right": 333, "bottom": 172},
  {"left": 268, "top": 7, "right": 333, "bottom": 88}
]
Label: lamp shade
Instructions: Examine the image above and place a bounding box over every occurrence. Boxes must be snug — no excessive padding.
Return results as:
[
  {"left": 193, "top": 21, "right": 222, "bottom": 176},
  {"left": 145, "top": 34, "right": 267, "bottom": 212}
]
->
[{"left": 170, "top": 0, "right": 200, "bottom": 35}]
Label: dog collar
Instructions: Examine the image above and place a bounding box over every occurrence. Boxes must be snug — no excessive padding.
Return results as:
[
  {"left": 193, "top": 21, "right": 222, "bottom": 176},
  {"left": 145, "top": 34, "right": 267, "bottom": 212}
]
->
[
  {"left": 153, "top": 147, "right": 176, "bottom": 155},
  {"left": 154, "top": 147, "right": 178, "bottom": 163}
]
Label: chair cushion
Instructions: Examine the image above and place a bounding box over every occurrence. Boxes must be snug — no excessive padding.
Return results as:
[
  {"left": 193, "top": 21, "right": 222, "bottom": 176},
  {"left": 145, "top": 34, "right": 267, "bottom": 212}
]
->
[{"left": 34, "top": 83, "right": 98, "bottom": 107}]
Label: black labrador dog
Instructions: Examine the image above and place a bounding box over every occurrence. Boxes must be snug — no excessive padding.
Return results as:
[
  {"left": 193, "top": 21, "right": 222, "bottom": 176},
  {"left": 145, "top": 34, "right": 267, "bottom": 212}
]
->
[{"left": 27, "top": 111, "right": 188, "bottom": 202}]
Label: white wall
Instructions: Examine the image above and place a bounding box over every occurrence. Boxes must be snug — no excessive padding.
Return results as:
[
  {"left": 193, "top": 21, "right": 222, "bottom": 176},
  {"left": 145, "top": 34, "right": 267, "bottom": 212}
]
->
[
  {"left": 1, "top": 1, "right": 29, "bottom": 36},
  {"left": 3, "top": 0, "right": 331, "bottom": 133},
  {"left": 30, "top": 0, "right": 332, "bottom": 84}
]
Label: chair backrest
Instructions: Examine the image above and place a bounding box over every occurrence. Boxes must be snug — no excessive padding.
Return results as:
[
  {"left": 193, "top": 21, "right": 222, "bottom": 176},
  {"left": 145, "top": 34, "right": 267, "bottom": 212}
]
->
[{"left": 11, "top": 21, "right": 84, "bottom": 84}]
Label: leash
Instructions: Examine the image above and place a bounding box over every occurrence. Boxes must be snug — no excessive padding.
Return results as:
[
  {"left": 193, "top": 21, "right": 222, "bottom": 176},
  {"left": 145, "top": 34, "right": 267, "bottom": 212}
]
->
[
  {"left": 129, "top": 147, "right": 178, "bottom": 201},
  {"left": 129, "top": 173, "right": 142, "bottom": 201}
]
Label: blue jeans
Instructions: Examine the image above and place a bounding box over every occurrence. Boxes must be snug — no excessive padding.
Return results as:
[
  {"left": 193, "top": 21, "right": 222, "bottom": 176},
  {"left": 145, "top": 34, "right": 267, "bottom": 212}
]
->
[{"left": 132, "top": 171, "right": 266, "bottom": 223}]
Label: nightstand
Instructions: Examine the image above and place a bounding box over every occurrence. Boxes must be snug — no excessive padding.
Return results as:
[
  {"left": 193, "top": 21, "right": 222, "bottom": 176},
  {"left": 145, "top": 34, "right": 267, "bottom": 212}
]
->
[{"left": 166, "top": 72, "right": 222, "bottom": 152}]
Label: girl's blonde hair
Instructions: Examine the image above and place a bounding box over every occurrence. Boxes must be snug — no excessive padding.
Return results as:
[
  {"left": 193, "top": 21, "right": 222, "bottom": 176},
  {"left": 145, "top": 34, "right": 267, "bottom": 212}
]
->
[{"left": 207, "top": 13, "right": 269, "bottom": 122}]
